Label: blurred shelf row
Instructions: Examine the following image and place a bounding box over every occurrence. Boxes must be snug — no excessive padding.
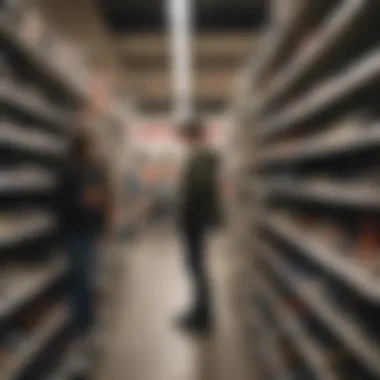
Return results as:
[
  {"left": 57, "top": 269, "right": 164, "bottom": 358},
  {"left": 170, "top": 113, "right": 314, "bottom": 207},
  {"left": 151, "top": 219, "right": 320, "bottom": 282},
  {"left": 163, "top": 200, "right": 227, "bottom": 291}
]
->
[
  {"left": 0, "top": 13, "right": 88, "bottom": 105},
  {"left": 1, "top": 0, "right": 131, "bottom": 378},
  {"left": 234, "top": 1, "right": 380, "bottom": 380}
]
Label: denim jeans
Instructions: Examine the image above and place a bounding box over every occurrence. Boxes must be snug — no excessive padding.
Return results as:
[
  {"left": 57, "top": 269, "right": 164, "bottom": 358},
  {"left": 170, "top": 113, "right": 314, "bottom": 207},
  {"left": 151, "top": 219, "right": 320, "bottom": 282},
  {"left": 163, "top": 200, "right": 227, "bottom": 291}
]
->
[{"left": 65, "top": 235, "right": 97, "bottom": 335}]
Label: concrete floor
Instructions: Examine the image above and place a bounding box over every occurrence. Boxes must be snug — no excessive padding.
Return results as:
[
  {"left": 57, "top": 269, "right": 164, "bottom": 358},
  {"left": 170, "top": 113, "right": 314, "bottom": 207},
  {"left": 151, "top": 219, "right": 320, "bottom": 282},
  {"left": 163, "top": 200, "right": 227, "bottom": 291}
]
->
[{"left": 98, "top": 227, "right": 253, "bottom": 380}]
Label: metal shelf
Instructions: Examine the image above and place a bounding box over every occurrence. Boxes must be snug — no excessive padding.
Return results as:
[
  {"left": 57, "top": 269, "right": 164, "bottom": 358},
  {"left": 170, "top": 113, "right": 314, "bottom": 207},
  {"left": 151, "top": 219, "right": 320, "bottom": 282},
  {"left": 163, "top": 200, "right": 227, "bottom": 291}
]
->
[
  {"left": 2, "top": 83, "right": 74, "bottom": 132},
  {"left": 0, "top": 168, "right": 57, "bottom": 194},
  {"left": 253, "top": 0, "right": 332, "bottom": 85},
  {"left": 257, "top": 271, "right": 336, "bottom": 380},
  {"left": 249, "top": 301, "right": 291, "bottom": 380},
  {"left": 0, "top": 211, "right": 56, "bottom": 249},
  {"left": 258, "top": 50, "right": 380, "bottom": 141},
  {"left": 238, "top": 1, "right": 380, "bottom": 379},
  {"left": 0, "top": 258, "right": 67, "bottom": 320},
  {"left": 260, "top": 0, "right": 373, "bottom": 112},
  {"left": 257, "top": 122, "right": 380, "bottom": 167},
  {"left": 259, "top": 243, "right": 380, "bottom": 377},
  {"left": 0, "top": 6, "right": 114, "bottom": 380},
  {"left": 0, "top": 304, "right": 69, "bottom": 380},
  {"left": 0, "top": 18, "right": 86, "bottom": 105},
  {"left": 262, "top": 214, "right": 380, "bottom": 303},
  {"left": 263, "top": 179, "right": 380, "bottom": 209},
  {"left": 0, "top": 122, "right": 67, "bottom": 156}
]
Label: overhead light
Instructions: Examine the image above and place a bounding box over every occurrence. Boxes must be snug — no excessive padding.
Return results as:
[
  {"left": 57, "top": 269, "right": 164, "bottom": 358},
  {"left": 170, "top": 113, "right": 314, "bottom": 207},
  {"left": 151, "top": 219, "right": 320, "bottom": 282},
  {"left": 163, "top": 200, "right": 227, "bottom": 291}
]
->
[{"left": 166, "top": 0, "right": 193, "bottom": 122}]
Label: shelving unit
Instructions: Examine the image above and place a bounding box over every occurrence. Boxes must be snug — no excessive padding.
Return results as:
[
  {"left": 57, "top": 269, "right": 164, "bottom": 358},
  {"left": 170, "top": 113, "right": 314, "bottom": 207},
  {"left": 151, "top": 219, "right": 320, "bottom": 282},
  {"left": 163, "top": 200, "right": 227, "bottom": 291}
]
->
[
  {"left": 255, "top": 268, "right": 336, "bottom": 380},
  {"left": 0, "top": 17, "right": 87, "bottom": 105},
  {"left": 0, "top": 168, "right": 57, "bottom": 194},
  {"left": 247, "top": 296, "right": 291, "bottom": 380},
  {"left": 260, "top": 0, "right": 377, "bottom": 113},
  {"left": 257, "top": 121, "right": 380, "bottom": 167},
  {"left": 258, "top": 243, "right": 380, "bottom": 377},
  {"left": 253, "top": 0, "right": 333, "bottom": 89},
  {"left": 262, "top": 179, "right": 380, "bottom": 209},
  {"left": 1, "top": 2, "right": 130, "bottom": 379},
  {"left": 1, "top": 1, "right": 74, "bottom": 374},
  {"left": 0, "top": 123, "right": 67, "bottom": 157},
  {"left": 0, "top": 258, "right": 67, "bottom": 319},
  {"left": 258, "top": 48, "right": 380, "bottom": 141},
  {"left": 0, "top": 212, "right": 55, "bottom": 248},
  {"left": 0, "top": 305, "right": 70, "bottom": 380},
  {"left": 233, "top": 1, "right": 380, "bottom": 379}
]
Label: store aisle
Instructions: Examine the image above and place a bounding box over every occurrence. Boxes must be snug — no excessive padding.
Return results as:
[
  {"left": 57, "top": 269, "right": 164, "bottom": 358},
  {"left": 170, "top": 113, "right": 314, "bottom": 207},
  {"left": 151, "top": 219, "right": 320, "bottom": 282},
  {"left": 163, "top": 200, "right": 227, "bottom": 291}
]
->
[{"left": 98, "top": 227, "right": 253, "bottom": 380}]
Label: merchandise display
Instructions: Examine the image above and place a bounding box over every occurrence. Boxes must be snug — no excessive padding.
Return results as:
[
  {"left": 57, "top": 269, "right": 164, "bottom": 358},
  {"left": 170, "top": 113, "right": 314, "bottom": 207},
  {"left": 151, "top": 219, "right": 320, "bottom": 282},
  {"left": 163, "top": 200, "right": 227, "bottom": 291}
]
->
[
  {"left": 1, "top": 1, "right": 89, "bottom": 102},
  {"left": 1, "top": 1, "right": 132, "bottom": 379},
  {"left": 234, "top": 1, "right": 380, "bottom": 379},
  {"left": 0, "top": 305, "right": 69, "bottom": 380},
  {"left": 259, "top": 0, "right": 380, "bottom": 113},
  {"left": 0, "top": 167, "right": 57, "bottom": 194}
]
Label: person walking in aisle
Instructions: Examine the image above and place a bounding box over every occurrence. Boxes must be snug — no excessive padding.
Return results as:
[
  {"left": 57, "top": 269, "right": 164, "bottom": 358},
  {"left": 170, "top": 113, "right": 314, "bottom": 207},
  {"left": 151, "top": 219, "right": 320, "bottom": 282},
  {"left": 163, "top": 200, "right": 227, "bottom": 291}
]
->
[
  {"left": 177, "top": 118, "right": 222, "bottom": 333},
  {"left": 58, "top": 132, "right": 111, "bottom": 342}
]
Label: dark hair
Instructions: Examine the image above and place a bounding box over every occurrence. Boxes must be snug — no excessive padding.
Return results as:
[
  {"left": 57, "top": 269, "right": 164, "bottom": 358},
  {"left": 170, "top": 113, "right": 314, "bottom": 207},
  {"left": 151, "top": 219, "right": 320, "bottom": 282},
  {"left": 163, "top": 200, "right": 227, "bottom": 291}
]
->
[{"left": 180, "top": 117, "right": 206, "bottom": 139}]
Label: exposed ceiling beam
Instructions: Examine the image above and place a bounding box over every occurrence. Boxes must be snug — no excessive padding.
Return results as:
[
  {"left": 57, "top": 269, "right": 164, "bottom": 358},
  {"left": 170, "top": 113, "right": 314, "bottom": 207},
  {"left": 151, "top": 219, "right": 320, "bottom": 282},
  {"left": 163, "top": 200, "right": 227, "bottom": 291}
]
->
[
  {"left": 103, "top": 7, "right": 267, "bottom": 32},
  {"left": 102, "top": 0, "right": 265, "bottom": 11}
]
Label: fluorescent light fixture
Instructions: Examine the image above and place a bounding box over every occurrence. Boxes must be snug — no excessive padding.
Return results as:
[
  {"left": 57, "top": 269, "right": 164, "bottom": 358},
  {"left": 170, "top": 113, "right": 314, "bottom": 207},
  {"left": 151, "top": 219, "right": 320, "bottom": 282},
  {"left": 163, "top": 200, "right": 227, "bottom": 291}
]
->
[{"left": 166, "top": 0, "right": 193, "bottom": 122}]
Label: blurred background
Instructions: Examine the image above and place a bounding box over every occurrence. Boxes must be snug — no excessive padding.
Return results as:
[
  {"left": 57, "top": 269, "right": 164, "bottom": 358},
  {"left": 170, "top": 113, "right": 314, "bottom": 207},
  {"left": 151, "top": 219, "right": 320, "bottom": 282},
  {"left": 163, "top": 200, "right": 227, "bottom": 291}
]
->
[{"left": 3, "top": 0, "right": 380, "bottom": 380}]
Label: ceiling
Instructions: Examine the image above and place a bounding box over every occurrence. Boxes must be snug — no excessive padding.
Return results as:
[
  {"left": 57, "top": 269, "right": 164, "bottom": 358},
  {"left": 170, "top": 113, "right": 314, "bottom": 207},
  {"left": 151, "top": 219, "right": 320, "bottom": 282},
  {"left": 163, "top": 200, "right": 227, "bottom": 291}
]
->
[{"left": 98, "top": 0, "right": 268, "bottom": 114}]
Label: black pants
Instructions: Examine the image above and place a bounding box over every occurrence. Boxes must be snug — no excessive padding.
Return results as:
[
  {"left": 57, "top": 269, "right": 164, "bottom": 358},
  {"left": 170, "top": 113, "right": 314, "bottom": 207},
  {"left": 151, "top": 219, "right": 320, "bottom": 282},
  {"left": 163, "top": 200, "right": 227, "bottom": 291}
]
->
[{"left": 183, "top": 225, "right": 211, "bottom": 320}]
